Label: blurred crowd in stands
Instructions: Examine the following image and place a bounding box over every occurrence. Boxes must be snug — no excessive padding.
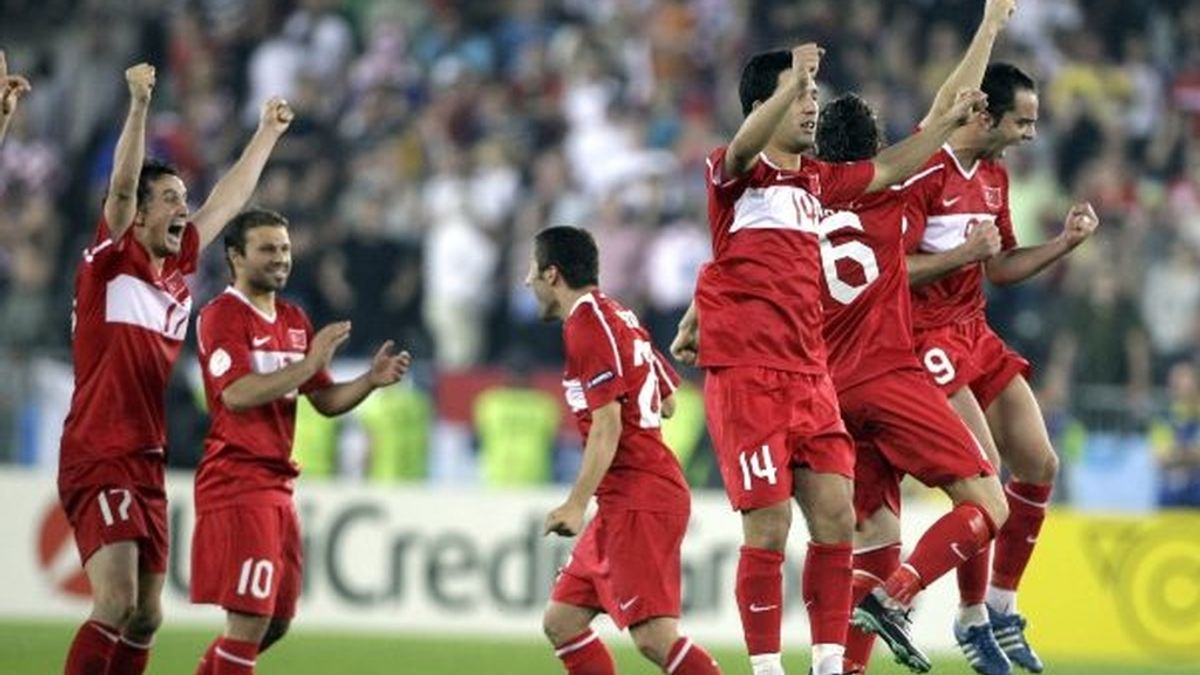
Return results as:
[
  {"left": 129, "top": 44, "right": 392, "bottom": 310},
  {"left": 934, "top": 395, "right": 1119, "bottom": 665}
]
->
[{"left": 1, "top": 0, "right": 1198, "bottom": 506}]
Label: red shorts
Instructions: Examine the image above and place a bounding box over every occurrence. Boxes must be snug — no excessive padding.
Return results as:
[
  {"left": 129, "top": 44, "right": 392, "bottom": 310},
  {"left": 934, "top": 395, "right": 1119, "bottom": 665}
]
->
[
  {"left": 551, "top": 508, "right": 687, "bottom": 629},
  {"left": 912, "top": 317, "right": 1031, "bottom": 409},
  {"left": 58, "top": 455, "right": 168, "bottom": 573},
  {"left": 705, "top": 366, "right": 854, "bottom": 510},
  {"left": 190, "top": 503, "right": 303, "bottom": 619},
  {"left": 839, "top": 368, "right": 996, "bottom": 523}
]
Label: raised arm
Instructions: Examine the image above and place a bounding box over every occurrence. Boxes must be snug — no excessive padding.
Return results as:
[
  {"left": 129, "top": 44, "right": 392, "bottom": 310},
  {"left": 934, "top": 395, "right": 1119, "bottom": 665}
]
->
[
  {"left": 0, "top": 51, "right": 32, "bottom": 147},
  {"left": 191, "top": 97, "right": 293, "bottom": 249},
  {"left": 907, "top": 221, "right": 1001, "bottom": 287},
  {"left": 868, "top": 89, "right": 986, "bottom": 193},
  {"left": 307, "top": 340, "right": 412, "bottom": 417},
  {"left": 102, "top": 63, "right": 155, "bottom": 242},
  {"left": 544, "top": 399, "right": 622, "bottom": 537},
  {"left": 221, "top": 321, "right": 349, "bottom": 412},
  {"left": 919, "top": 0, "right": 1016, "bottom": 128},
  {"left": 724, "top": 44, "right": 822, "bottom": 179},
  {"left": 985, "top": 202, "right": 1098, "bottom": 285}
]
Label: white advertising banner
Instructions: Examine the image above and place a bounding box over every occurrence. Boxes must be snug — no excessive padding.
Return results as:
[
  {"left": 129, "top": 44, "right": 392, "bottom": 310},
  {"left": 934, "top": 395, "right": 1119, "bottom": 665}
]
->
[{"left": 0, "top": 468, "right": 959, "bottom": 648}]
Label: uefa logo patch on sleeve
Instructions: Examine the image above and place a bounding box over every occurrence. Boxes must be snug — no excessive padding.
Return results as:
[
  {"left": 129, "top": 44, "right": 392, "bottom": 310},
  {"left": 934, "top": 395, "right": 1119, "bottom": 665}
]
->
[{"left": 288, "top": 328, "right": 307, "bottom": 350}]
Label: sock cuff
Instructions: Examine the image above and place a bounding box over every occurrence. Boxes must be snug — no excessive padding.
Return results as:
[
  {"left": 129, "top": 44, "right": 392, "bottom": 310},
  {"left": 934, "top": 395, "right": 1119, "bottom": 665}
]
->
[
  {"left": 665, "top": 636, "right": 693, "bottom": 674},
  {"left": 87, "top": 620, "right": 120, "bottom": 643},
  {"left": 1006, "top": 480, "right": 1053, "bottom": 506},
  {"left": 118, "top": 634, "right": 154, "bottom": 650},
  {"left": 555, "top": 628, "right": 599, "bottom": 657},
  {"left": 216, "top": 637, "right": 259, "bottom": 664},
  {"left": 854, "top": 543, "right": 902, "bottom": 578},
  {"left": 739, "top": 545, "right": 785, "bottom": 564},
  {"left": 808, "top": 541, "right": 853, "bottom": 557}
]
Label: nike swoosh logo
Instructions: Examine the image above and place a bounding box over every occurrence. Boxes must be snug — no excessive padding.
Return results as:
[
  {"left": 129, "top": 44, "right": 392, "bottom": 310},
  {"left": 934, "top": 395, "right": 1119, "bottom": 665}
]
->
[
  {"left": 776, "top": 172, "right": 789, "bottom": 181},
  {"left": 748, "top": 603, "right": 778, "bottom": 613},
  {"left": 618, "top": 596, "right": 639, "bottom": 611},
  {"left": 951, "top": 543, "right": 969, "bottom": 561},
  {"left": 942, "top": 196, "right": 961, "bottom": 207},
  {"left": 252, "top": 336, "right": 271, "bottom": 347}
]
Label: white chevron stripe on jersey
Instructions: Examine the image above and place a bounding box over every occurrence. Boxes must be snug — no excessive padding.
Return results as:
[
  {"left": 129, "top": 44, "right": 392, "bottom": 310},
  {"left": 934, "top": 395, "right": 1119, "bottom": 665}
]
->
[
  {"left": 920, "top": 212, "right": 996, "bottom": 253},
  {"left": 728, "top": 185, "right": 825, "bottom": 234},
  {"left": 104, "top": 274, "right": 192, "bottom": 340}
]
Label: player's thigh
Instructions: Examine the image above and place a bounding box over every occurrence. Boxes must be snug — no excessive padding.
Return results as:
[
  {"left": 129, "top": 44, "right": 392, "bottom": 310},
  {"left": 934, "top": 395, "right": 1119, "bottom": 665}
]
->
[
  {"left": 605, "top": 510, "right": 689, "bottom": 629},
  {"left": 968, "top": 324, "right": 1032, "bottom": 411},
  {"left": 792, "top": 465, "right": 854, "bottom": 544},
  {"left": 83, "top": 540, "right": 140, "bottom": 612},
  {"left": 628, "top": 616, "right": 681, "bottom": 666},
  {"left": 942, "top": 474, "right": 1009, "bottom": 527},
  {"left": 703, "top": 367, "right": 797, "bottom": 510},
  {"left": 190, "top": 505, "right": 290, "bottom": 617},
  {"left": 948, "top": 387, "right": 1001, "bottom": 468},
  {"left": 850, "top": 440, "right": 902, "bottom": 540},
  {"left": 855, "top": 504, "right": 902, "bottom": 550},
  {"left": 985, "top": 374, "right": 1058, "bottom": 481}
]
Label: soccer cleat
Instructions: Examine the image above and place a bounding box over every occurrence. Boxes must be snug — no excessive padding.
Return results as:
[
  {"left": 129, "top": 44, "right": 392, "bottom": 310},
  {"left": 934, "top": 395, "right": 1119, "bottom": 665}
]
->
[
  {"left": 954, "top": 620, "right": 1012, "bottom": 675},
  {"left": 851, "top": 590, "right": 932, "bottom": 673},
  {"left": 989, "top": 607, "right": 1045, "bottom": 673}
]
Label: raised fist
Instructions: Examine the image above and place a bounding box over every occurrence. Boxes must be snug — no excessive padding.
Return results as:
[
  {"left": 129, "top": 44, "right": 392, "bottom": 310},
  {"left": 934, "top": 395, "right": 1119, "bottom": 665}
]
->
[{"left": 125, "top": 63, "right": 155, "bottom": 104}]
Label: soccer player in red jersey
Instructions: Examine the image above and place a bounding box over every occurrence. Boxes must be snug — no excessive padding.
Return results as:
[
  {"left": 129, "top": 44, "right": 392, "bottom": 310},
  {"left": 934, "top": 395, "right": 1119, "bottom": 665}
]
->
[
  {"left": 0, "top": 49, "right": 32, "bottom": 146},
  {"left": 191, "top": 209, "right": 411, "bottom": 675},
  {"left": 807, "top": 3, "right": 1020, "bottom": 672},
  {"left": 904, "top": 63, "right": 1099, "bottom": 673},
  {"left": 528, "top": 226, "right": 721, "bottom": 675},
  {"left": 58, "top": 62, "right": 294, "bottom": 675},
  {"left": 671, "top": 43, "right": 984, "bottom": 675}
]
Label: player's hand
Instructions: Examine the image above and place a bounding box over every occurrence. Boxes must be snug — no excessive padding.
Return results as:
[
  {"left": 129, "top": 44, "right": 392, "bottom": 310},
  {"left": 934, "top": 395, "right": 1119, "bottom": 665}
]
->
[
  {"left": 1059, "top": 202, "right": 1099, "bottom": 248},
  {"left": 310, "top": 321, "right": 351, "bottom": 370},
  {"left": 259, "top": 96, "right": 294, "bottom": 135},
  {"left": 946, "top": 89, "right": 988, "bottom": 127},
  {"left": 125, "top": 63, "right": 155, "bottom": 104},
  {"left": 791, "top": 43, "right": 823, "bottom": 87},
  {"left": 670, "top": 323, "right": 699, "bottom": 367},
  {"left": 1, "top": 51, "right": 32, "bottom": 117},
  {"left": 984, "top": 0, "right": 1018, "bottom": 31},
  {"left": 962, "top": 220, "right": 1002, "bottom": 262},
  {"left": 543, "top": 501, "right": 586, "bottom": 538},
  {"left": 367, "top": 340, "right": 412, "bottom": 387}
]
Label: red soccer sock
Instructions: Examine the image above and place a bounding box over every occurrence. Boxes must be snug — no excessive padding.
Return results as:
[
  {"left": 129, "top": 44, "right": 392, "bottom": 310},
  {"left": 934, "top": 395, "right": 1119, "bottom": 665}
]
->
[
  {"left": 554, "top": 629, "right": 616, "bottom": 675},
  {"left": 802, "top": 541, "right": 853, "bottom": 647},
  {"left": 65, "top": 620, "right": 120, "bottom": 675},
  {"left": 663, "top": 637, "right": 722, "bottom": 674},
  {"left": 194, "top": 640, "right": 218, "bottom": 675},
  {"left": 105, "top": 635, "right": 152, "bottom": 675},
  {"left": 993, "top": 481, "right": 1052, "bottom": 591},
  {"left": 957, "top": 541, "right": 992, "bottom": 607},
  {"left": 735, "top": 545, "right": 785, "bottom": 655},
  {"left": 212, "top": 637, "right": 258, "bottom": 675},
  {"left": 885, "top": 503, "right": 996, "bottom": 607},
  {"left": 845, "top": 544, "right": 901, "bottom": 671}
]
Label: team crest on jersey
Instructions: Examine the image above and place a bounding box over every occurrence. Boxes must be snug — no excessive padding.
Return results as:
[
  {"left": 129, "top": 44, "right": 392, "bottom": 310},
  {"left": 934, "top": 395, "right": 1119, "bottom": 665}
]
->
[
  {"left": 288, "top": 328, "right": 307, "bottom": 350},
  {"left": 983, "top": 186, "right": 1003, "bottom": 209}
]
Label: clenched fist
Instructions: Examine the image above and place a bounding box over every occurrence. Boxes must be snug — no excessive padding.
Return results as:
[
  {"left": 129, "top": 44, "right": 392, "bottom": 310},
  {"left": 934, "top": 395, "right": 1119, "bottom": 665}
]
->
[
  {"left": 125, "top": 63, "right": 155, "bottom": 104},
  {"left": 259, "top": 96, "right": 294, "bottom": 135}
]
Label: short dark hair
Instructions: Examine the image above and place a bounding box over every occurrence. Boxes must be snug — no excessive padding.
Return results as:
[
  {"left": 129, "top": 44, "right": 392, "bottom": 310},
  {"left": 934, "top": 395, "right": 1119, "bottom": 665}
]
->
[
  {"left": 136, "top": 160, "right": 181, "bottom": 209},
  {"left": 533, "top": 226, "right": 599, "bottom": 289},
  {"left": 739, "top": 50, "right": 792, "bottom": 117},
  {"left": 223, "top": 208, "right": 289, "bottom": 276},
  {"left": 981, "top": 62, "right": 1036, "bottom": 127},
  {"left": 816, "top": 93, "right": 882, "bottom": 162}
]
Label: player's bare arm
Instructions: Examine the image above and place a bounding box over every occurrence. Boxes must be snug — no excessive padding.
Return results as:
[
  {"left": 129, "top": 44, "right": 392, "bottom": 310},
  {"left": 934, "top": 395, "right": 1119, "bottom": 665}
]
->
[
  {"left": 307, "top": 339, "right": 413, "bottom": 416},
  {"left": 868, "top": 89, "right": 986, "bottom": 193},
  {"left": 724, "top": 43, "right": 821, "bottom": 178},
  {"left": 669, "top": 300, "right": 699, "bottom": 366},
  {"left": 102, "top": 63, "right": 155, "bottom": 242},
  {"left": 919, "top": 0, "right": 1015, "bottom": 128},
  {"left": 985, "top": 202, "right": 1098, "bottom": 285},
  {"left": 907, "top": 221, "right": 1002, "bottom": 287},
  {"left": 192, "top": 97, "right": 294, "bottom": 249},
  {"left": 544, "top": 399, "right": 622, "bottom": 538},
  {"left": 221, "top": 321, "right": 350, "bottom": 412},
  {"left": 0, "top": 50, "right": 32, "bottom": 147}
]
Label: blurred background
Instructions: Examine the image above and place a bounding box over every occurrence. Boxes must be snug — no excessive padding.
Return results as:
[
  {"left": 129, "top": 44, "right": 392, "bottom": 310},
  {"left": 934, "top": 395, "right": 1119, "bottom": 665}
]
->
[{"left": 0, "top": 1, "right": 1198, "bottom": 672}]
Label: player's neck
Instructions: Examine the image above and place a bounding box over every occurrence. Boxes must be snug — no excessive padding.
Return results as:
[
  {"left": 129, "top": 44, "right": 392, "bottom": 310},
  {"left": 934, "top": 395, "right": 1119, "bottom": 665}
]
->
[
  {"left": 557, "top": 286, "right": 598, "bottom": 320},
  {"left": 763, "top": 145, "right": 802, "bottom": 171},
  {"left": 234, "top": 281, "right": 277, "bottom": 316},
  {"left": 947, "top": 132, "right": 988, "bottom": 166}
]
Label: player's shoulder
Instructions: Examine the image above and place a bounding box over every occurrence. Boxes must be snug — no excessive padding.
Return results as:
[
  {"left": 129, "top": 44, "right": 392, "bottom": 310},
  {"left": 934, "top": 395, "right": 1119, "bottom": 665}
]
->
[{"left": 276, "top": 297, "right": 313, "bottom": 325}]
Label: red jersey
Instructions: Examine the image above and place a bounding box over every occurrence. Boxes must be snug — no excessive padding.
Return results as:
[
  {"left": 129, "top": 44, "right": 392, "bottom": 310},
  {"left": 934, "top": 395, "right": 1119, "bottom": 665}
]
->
[
  {"left": 561, "top": 291, "right": 689, "bottom": 513},
  {"left": 906, "top": 146, "right": 1016, "bottom": 330},
  {"left": 696, "top": 147, "right": 874, "bottom": 372},
  {"left": 821, "top": 164, "right": 947, "bottom": 390},
  {"left": 194, "top": 288, "right": 333, "bottom": 510},
  {"left": 59, "top": 218, "right": 200, "bottom": 484}
]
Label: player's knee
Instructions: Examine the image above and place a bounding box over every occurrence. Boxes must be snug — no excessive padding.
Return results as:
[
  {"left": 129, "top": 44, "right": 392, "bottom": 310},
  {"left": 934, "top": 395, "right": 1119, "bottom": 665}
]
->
[
  {"left": 854, "top": 509, "right": 900, "bottom": 549},
  {"left": 92, "top": 582, "right": 138, "bottom": 627},
  {"left": 742, "top": 502, "right": 792, "bottom": 551},
  {"left": 632, "top": 632, "right": 672, "bottom": 667},
  {"left": 124, "top": 603, "right": 163, "bottom": 638},
  {"left": 542, "top": 613, "right": 571, "bottom": 647},
  {"left": 806, "top": 498, "right": 854, "bottom": 544}
]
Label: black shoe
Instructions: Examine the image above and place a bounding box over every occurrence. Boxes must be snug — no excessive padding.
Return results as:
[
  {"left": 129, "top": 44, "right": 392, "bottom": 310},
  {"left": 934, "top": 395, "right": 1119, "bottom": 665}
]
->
[{"left": 850, "top": 590, "right": 933, "bottom": 673}]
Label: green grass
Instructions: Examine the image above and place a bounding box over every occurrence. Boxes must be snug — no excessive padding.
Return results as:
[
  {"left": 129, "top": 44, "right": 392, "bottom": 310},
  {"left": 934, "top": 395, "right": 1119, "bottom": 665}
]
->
[{"left": 2, "top": 621, "right": 1187, "bottom": 674}]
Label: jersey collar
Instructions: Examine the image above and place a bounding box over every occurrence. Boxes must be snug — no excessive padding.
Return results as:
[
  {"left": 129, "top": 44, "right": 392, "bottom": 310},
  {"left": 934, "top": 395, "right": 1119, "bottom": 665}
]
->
[{"left": 223, "top": 286, "right": 277, "bottom": 323}]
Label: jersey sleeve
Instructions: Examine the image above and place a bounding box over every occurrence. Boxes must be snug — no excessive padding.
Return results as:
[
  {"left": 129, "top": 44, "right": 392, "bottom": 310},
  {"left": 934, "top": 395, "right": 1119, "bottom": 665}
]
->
[
  {"left": 652, "top": 345, "right": 681, "bottom": 399},
  {"left": 995, "top": 169, "right": 1017, "bottom": 251},
  {"left": 198, "top": 303, "right": 254, "bottom": 397},
  {"left": 819, "top": 159, "right": 875, "bottom": 205},
  {"left": 706, "top": 147, "right": 752, "bottom": 208},
  {"left": 565, "top": 315, "right": 627, "bottom": 410},
  {"left": 298, "top": 311, "right": 334, "bottom": 394},
  {"left": 79, "top": 217, "right": 130, "bottom": 281}
]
